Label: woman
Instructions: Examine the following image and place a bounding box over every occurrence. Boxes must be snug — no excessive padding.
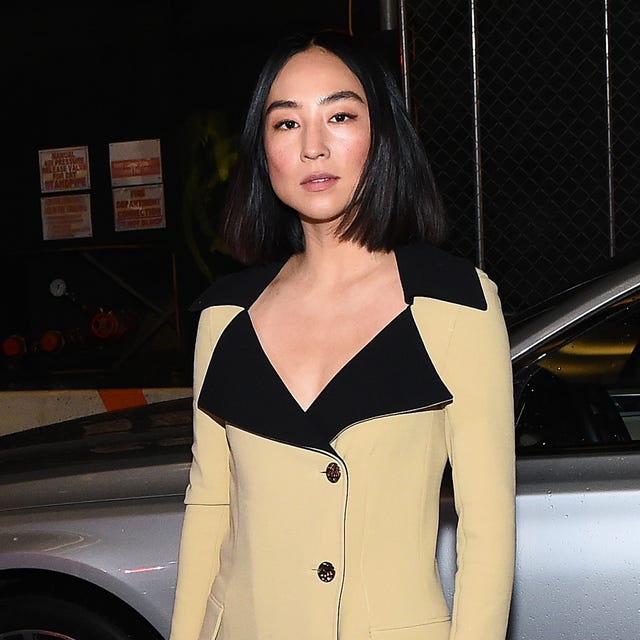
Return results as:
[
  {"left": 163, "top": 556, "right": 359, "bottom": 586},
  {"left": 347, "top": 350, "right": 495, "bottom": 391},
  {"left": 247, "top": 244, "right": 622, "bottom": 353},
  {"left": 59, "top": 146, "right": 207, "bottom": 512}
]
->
[{"left": 170, "top": 30, "right": 515, "bottom": 640}]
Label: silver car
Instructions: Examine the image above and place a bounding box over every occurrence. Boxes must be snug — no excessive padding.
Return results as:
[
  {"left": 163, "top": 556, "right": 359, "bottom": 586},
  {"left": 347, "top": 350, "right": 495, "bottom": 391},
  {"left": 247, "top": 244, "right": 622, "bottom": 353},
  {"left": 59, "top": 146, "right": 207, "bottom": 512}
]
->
[{"left": 1, "top": 257, "right": 639, "bottom": 640}]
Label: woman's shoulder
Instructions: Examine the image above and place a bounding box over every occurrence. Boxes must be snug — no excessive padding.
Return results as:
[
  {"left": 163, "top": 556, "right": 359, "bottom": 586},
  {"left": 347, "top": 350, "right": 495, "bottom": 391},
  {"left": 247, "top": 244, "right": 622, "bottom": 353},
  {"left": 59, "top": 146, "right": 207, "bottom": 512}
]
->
[
  {"left": 189, "top": 259, "right": 287, "bottom": 313},
  {"left": 395, "top": 242, "right": 489, "bottom": 310}
]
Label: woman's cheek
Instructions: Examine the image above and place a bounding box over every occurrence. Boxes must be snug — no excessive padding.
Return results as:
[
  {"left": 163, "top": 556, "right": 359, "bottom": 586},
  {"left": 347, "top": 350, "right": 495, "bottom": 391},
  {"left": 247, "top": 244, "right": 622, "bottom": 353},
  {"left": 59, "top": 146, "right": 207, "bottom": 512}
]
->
[
  {"left": 265, "top": 143, "right": 292, "bottom": 179},
  {"left": 266, "top": 155, "right": 294, "bottom": 205}
]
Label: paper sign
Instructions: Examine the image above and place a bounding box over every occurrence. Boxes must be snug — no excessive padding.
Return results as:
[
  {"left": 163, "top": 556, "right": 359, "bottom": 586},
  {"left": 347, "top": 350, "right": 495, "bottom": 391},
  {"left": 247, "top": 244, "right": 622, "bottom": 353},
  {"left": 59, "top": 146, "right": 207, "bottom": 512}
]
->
[
  {"left": 41, "top": 194, "right": 93, "bottom": 240},
  {"left": 109, "top": 139, "right": 162, "bottom": 186},
  {"left": 39, "top": 146, "right": 90, "bottom": 193},
  {"left": 113, "top": 185, "right": 166, "bottom": 231}
]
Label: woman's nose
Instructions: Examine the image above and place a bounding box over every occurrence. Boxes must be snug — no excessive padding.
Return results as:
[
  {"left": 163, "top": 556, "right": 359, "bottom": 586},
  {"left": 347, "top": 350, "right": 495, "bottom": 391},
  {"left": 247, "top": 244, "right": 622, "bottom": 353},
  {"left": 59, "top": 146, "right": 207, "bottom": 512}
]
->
[{"left": 301, "top": 126, "right": 329, "bottom": 160}]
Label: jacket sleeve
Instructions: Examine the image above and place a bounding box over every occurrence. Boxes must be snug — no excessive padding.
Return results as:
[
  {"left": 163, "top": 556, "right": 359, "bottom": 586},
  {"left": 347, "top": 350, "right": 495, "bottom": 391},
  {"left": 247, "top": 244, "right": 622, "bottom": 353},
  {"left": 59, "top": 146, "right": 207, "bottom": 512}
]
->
[
  {"left": 444, "top": 271, "right": 516, "bottom": 640},
  {"left": 169, "top": 306, "right": 231, "bottom": 640}
]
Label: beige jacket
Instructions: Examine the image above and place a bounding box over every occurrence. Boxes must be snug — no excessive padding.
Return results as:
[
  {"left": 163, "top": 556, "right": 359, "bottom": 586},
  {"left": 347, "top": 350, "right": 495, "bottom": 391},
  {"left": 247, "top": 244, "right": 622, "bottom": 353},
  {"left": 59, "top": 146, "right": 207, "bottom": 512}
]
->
[{"left": 169, "top": 244, "right": 515, "bottom": 640}]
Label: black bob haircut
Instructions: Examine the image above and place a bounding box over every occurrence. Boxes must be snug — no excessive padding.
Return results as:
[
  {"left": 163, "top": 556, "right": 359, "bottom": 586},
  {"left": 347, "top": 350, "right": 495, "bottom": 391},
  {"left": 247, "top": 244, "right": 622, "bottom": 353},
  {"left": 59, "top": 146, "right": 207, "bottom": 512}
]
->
[{"left": 220, "top": 29, "right": 447, "bottom": 265}]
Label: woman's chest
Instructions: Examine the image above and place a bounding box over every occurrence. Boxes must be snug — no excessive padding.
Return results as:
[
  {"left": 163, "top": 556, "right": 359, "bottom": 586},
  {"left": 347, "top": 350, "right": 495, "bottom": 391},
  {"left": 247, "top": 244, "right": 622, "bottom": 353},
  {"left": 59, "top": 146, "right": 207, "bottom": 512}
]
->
[{"left": 248, "top": 276, "right": 408, "bottom": 411}]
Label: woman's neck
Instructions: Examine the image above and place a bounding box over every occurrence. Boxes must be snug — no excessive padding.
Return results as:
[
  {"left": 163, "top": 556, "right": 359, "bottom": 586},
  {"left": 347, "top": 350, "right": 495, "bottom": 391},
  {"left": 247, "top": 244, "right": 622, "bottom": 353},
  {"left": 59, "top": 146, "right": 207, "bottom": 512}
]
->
[{"left": 288, "top": 231, "right": 390, "bottom": 291}]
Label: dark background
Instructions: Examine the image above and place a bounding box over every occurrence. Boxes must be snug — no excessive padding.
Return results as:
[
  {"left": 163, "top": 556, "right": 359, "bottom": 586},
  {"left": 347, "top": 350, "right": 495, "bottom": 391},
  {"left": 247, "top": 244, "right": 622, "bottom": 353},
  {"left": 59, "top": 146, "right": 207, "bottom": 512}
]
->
[
  {"left": 1, "top": 1, "right": 393, "bottom": 390},
  {"left": 3, "top": 1, "right": 638, "bottom": 393},
  {"left": 3, "top": 1, "right": 384, "bottom": 250},
  {"left": 406, "top": 0, "right": 640, "bottom": 314}
]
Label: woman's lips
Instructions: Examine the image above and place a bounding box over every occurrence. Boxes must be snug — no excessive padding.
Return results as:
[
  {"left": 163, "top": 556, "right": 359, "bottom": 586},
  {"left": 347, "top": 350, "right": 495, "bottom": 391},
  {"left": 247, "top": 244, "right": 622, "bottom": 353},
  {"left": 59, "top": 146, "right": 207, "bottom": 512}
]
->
[{"left": 300, "top": 173, "right": 338, "bottom": 192}]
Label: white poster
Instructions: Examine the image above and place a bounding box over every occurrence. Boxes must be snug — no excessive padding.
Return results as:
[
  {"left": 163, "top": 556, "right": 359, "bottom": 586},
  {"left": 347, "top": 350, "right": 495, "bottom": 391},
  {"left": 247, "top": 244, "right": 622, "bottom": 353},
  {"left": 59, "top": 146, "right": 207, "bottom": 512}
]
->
[
  {"left": 113, "top": 184, "right": 166, "bottom": 231},
  {"left": 39, "top": 145, "right": 90, "bottom": 193},
  {"left": 41, "top": 194, "right": 93, "bottom": 240},
  {"left": 109, "top": 139, "right": 162, "bottom": 186}
]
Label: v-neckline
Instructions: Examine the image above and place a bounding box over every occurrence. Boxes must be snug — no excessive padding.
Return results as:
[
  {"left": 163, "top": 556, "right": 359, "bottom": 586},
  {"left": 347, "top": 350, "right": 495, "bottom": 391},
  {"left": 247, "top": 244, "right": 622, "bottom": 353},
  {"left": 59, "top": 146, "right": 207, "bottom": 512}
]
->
[
  {"left": 243, "top": 306, "right": 411, "bottom": 414},
  {"left": 194, "top": 242, "right": 484, "bottom": 452}
]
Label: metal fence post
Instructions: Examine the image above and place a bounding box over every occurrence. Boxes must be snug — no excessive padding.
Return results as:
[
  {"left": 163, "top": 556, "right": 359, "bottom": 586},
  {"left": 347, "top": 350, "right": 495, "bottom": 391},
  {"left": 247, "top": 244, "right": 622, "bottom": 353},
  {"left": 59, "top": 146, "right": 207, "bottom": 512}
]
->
[{"left": 469, "top": 0, "right": 485, "bottom": 270}]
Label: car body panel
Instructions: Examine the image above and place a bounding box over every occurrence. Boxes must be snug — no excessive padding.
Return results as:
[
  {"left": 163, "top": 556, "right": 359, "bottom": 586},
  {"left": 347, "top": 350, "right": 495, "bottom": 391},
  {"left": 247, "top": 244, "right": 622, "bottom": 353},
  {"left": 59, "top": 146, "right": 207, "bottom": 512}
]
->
[
  {"left": 0, "top": 404, "right": 193, "bottom": 638},
  {"left": 0, "top": 498, "right": 184, "bottom": 639},
  {"left": 509, "top": 258, "right": 640, "bottom": 363},
  {"left": 512, "top": 451, "right": 640, "bottom": 639}
]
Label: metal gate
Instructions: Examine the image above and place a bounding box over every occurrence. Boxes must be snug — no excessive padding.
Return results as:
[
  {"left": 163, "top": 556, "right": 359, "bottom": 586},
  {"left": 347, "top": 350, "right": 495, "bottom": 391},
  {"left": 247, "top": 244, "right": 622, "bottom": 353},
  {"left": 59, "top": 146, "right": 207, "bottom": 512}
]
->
[{"left": 400, "top": 0, "right": 640, "bottom": 314}]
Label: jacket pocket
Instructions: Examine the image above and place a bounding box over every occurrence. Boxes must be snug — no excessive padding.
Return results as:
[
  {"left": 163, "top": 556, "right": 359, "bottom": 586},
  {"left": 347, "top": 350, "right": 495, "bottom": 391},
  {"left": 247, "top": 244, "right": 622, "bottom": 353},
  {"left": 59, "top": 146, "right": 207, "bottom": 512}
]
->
[
  {"left": 198, "top": 593, "right": 224, "bottom": 640},
  {"left": 370, "top": 616, "right": 451, "bottom": 640}
]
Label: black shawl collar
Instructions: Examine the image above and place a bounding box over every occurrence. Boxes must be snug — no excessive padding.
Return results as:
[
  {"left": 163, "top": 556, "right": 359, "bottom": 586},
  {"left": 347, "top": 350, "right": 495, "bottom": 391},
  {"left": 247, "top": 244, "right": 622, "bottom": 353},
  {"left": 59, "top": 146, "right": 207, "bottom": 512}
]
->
[{"left": 191, "top": 244, "right": 486, "bottom": 453}]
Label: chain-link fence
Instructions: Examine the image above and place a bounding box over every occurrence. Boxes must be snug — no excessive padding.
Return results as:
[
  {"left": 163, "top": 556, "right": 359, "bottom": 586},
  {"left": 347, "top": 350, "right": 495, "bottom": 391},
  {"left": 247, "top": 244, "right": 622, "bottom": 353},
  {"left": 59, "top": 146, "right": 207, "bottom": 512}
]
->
[{"left": 403, "top": 0, "right": 640, "bottom": 315}]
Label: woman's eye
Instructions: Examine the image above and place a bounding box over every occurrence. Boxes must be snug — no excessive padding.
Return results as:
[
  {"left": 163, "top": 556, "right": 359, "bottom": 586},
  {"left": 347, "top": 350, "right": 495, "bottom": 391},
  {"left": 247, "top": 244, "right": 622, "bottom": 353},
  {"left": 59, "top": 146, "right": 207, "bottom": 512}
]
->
[
  {"left": 275, "top": 119, "right": 298, "bottom": 130},
  {"left": 330, "top": 112, "right": 356, "bottom": 123}
]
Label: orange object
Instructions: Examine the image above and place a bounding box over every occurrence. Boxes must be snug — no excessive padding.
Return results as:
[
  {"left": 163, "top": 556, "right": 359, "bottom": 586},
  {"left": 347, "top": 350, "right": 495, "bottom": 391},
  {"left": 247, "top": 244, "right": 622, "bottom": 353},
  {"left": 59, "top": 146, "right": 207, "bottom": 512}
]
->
[
  {"left": 90, "top": 310, "right": 136, "bottom": 339},
  {"left": 2, "top": 335, "right": 27, "bottom": 358},
  {"left": 98, "top": 388, "right": 147, "bottom": 412},
  {"left": 91, "top": 311, "right": 119, "bottom": 338},
  {"left": 39, "top": 330, "right": 65, "bottom": 353}
]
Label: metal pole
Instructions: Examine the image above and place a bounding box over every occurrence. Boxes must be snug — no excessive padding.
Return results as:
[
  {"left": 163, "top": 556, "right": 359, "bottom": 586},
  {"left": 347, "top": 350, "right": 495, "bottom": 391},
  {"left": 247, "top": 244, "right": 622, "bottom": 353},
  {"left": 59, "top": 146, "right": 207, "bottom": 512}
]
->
[
  {"left": 81, "top": 251, "right": 167, "bottom": 318},
  {"left": 379, "top": 0, "right": 398, "bottom": 30},
  {"left": 398, "top": 0, "right": 411, "bottom": 113},
  {"left": 603, "top": 0, "right": 616, "bottom": 258},
  {"left": 469, "top": 0, "right": 485, "bottom": 269}
]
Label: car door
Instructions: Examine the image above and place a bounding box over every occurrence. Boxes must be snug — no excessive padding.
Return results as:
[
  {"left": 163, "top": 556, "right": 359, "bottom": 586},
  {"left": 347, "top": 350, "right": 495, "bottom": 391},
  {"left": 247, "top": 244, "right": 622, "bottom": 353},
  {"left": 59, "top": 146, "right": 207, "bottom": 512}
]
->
[{"left": 509, "top": 291, "right": 640, "bottom": 640}]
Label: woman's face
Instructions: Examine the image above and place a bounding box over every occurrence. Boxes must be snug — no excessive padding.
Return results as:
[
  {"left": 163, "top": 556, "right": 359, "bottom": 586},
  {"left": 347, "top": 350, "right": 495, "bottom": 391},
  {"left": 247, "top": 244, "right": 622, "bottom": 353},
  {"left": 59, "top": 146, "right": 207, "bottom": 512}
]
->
[{"left": 263, "top": 46, "right": 371, "bottom": 226}]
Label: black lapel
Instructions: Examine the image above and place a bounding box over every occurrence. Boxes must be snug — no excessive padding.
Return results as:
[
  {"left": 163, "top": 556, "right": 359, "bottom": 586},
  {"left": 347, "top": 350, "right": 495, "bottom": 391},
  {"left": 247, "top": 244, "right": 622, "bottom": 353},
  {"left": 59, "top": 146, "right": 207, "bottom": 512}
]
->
[
  {"left": 198, "top": 308, "right": 452, "bottom": 453},
  {"left": 193, "top": 243, "right": 485, "bottom": 452}
]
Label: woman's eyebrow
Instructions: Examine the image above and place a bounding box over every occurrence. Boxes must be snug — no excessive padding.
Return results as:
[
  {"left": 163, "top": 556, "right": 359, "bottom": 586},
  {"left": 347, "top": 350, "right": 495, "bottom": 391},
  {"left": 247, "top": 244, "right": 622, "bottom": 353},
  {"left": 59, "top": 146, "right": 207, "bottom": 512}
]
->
[
  {"left": 319, "top": 90, "right": 365, "bottom": 105},
  {"left": 265, "top": 90, "right": 365, "bottom": 116},
  {"left": 265, "top": 99, "right": 298, "bottom": 116}
]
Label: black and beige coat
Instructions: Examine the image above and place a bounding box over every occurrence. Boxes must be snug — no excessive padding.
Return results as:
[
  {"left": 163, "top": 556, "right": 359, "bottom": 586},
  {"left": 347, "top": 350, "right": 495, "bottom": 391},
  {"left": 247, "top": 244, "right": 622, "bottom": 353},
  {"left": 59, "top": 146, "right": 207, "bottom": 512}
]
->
[{"left": 169, "top": 244, "right": 516, "bottom": 640}]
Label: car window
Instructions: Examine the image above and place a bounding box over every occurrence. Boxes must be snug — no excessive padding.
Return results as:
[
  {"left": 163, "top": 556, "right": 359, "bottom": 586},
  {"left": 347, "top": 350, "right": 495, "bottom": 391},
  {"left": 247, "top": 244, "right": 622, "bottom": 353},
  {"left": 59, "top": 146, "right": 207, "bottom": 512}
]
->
[{"left": 515, "top": 295, "right": 640, "bottom": 452}]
